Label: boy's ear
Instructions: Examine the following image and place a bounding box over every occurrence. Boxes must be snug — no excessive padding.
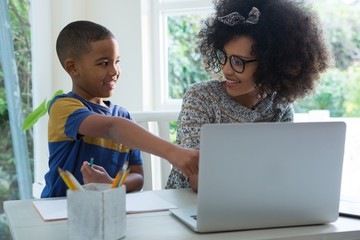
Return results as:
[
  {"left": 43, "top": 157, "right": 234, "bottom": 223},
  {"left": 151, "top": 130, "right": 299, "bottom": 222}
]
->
[{"left": 64, "top": 58, "right": 78, "bottom": 76}]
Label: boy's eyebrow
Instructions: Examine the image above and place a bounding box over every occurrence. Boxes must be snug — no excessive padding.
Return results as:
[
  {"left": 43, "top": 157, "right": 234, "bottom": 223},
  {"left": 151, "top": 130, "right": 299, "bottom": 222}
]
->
[
  {"left": 95, "top": 57, "right": 109, "bottom": 61},
  {"left": 95, "top": 57, "right": 118, "bottom": 62},
  {"left": 95, "top": 56, "right": 120, "bottom": 62}
]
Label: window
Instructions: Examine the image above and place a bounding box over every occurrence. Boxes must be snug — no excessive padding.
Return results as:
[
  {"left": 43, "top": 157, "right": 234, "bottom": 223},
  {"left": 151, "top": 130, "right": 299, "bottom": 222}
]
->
[
  {"left": 0, "top": 0, "right": 32, "bottom": 238},
  {"left": 166, "top": 13, "right": 209, "bottom": 100},
  {"left": 299, "top": 0, "right": 360, "bottom": 203},
  {"left": 152, "top": 0, "right": 212, "bottom": 110}
]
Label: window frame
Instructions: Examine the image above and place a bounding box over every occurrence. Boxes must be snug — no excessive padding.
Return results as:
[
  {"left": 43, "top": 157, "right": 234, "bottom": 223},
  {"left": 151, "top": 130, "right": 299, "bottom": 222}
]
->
[{"left": 152, "top": 0, "right": 213, "bottom": 111}]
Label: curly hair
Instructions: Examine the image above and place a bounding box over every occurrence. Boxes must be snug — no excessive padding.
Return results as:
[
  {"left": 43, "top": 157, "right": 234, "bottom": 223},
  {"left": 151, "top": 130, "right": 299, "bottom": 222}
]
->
[{"left": 198, "top": 0, "right": 332, "bottom": 103}]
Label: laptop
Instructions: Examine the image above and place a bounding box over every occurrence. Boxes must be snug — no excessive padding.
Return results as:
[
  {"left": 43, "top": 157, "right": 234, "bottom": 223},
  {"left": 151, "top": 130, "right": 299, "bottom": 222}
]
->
[{"left": 170, "top": 122, "right": 346, "bottom": 233}]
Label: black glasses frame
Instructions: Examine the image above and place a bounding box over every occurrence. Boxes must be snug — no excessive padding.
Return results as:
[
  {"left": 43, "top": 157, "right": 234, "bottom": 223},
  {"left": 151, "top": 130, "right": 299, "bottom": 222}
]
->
[{"left": 216, "top": 49, "right": 257, "bottom": 73}]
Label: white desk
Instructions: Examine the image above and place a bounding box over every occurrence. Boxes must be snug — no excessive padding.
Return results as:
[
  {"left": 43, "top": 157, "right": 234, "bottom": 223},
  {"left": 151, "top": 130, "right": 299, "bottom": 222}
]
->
[{"left": 4, "top": 188, "right": 360, "bottom": 240}]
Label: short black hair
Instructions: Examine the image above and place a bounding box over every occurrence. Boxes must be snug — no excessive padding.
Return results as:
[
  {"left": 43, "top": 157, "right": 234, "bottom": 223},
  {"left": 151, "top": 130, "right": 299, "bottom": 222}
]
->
[
  {"left": 56, "top": 20, "right": 115, "bottom": 68},
  {"left": 199, "top": 0, "right": 331, "bottom": 103}
]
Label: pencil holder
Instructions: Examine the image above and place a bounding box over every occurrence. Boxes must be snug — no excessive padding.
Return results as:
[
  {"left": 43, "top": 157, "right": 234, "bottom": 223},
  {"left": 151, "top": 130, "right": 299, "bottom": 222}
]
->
[{"left": 67, "top": 183, "right": 126, "bottom": 240}]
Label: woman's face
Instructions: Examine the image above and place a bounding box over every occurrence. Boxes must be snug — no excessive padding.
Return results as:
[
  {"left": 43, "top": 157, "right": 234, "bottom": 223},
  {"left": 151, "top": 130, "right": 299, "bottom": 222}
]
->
[{"left": 220, "top": 36, "right": 258, "bottom": 108}]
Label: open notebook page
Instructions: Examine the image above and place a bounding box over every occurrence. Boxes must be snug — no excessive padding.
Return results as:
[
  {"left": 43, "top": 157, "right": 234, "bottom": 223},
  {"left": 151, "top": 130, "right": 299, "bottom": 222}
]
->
[{"left": 33, "top": 191, "right": 177, "bottom": 221}]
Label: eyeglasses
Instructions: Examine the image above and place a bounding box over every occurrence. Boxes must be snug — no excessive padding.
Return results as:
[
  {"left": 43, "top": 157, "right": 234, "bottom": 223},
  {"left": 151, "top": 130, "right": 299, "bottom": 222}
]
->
[{"left": 216, "top": 49, "right": 257, "bottom": 73}]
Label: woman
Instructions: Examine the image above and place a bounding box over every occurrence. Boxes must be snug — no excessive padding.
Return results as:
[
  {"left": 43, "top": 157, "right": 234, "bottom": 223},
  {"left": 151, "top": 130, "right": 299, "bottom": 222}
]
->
[{"left": 166, "top": 0, "right": 331, "bottom": 191}]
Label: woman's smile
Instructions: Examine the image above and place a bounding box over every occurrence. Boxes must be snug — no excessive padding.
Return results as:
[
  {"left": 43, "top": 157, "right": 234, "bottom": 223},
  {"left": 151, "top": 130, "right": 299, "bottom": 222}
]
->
[{"left": 224, "top": 79, "right": 241, "bottom": 88}]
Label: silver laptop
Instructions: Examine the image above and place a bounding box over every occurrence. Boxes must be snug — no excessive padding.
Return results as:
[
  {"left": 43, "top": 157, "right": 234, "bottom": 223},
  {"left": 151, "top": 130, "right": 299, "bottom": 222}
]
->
[{"left": 170, "top": 122, "right": 346, "bottom": 233}]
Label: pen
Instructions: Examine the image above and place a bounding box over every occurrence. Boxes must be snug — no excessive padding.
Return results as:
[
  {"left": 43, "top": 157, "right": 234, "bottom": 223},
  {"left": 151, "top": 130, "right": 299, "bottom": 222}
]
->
[{"left": 89, "top": 157, "right": 94, "bottom": 167}]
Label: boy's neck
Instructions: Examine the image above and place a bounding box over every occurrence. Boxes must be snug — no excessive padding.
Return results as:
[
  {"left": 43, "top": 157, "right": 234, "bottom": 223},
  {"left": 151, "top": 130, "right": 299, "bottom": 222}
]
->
[{"left": 71, "top": 91, "right": 109, "bottom": 107}]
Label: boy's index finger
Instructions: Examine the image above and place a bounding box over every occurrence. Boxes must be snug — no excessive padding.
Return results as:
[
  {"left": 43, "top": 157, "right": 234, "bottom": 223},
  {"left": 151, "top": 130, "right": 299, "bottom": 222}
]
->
[{"left": 82, "top": 161, "right": 93, "bottom": 172}]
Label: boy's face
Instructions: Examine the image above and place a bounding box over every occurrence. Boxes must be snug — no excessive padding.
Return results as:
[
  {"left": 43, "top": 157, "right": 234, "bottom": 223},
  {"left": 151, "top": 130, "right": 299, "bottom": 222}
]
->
[{"left": 68, "top": 37, "right": 121, "bottom": 103}]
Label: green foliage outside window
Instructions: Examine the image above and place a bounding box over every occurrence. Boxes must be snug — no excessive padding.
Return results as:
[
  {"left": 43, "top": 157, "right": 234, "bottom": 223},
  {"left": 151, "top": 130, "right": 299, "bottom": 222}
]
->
[
  {"left": 343, "top": 63, "right": 360, "bottom": 116},
  {"left": 167, "top": 14, "right": 208, "bottom": 98},
  {"left": 294, "top": 68, "right": 347, "bottom": 117},
  {"left": 294, "top": 1, "right": 360, "bottom": 117}
]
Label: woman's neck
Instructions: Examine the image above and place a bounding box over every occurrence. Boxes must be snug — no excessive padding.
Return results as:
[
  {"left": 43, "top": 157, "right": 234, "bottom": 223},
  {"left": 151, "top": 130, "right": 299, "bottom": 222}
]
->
[{"left": 231, "top": 90, "right": 260, "bottom": 109}]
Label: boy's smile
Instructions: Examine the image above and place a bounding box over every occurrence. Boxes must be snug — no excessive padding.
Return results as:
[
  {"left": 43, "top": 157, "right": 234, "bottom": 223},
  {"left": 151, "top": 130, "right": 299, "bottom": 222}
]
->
[
  {"left": 102, "top": 77, "right": 117, "bottom": 90},
  {"left": 69, "top": 37, "right": 121, "bottom": 105}
]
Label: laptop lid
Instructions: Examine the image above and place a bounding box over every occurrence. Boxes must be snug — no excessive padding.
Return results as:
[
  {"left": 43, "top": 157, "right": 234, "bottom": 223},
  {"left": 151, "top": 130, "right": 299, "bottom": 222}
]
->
[{"left": 172, "top": 122, "right": 346, "bottom": 233}]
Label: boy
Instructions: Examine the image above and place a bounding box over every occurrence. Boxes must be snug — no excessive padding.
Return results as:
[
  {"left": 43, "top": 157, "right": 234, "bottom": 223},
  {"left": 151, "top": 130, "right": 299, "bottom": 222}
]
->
[{"left": 41, "top": 20, "right": 198, "bottom": 198}]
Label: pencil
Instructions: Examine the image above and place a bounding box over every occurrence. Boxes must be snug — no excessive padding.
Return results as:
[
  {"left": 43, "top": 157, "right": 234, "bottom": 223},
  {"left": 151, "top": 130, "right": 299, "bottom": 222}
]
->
[
  {"left": 58, "top": 168, "right": 77, "bottom": 190},
  {"left": 111, "top": 170, "right": 123, "bottom": 189},
  {"left": 111, "top": 160, "right": 129, "bottom": 188},
  {"left": 66, "top": 170, "right": 84, "bottom": 191},
  {"left": 119, "top": 168, "right": 130, "bottom": 186}
]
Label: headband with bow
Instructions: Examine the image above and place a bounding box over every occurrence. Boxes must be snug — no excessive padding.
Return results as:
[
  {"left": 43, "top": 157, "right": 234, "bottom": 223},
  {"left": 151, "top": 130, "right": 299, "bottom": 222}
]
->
[{"left": 218, "top": 7, "right": 261, "bottom": 26}]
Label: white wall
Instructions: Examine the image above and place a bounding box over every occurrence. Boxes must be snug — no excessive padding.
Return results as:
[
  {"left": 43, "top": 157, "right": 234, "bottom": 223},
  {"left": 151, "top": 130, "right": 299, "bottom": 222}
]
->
[{"left": 31, "top": 0, "right": 153, "bottom": 184}]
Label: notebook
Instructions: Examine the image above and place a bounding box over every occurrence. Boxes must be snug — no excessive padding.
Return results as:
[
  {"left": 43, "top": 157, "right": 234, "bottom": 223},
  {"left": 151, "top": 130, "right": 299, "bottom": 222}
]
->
[
  {"left": 33, "top": 191, "right": 177, "bottom": 221},
  {"left": 339, "top": 197, "right": 360, "bottom": 219},
  {"left": 170, "top": 122, "right": 346, "bottom": 233}
]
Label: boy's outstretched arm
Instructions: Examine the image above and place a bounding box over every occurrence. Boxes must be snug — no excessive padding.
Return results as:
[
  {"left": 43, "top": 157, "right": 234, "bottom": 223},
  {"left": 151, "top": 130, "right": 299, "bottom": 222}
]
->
[{"left": 78, "top": 114, "right": 199, "bottom": 177}]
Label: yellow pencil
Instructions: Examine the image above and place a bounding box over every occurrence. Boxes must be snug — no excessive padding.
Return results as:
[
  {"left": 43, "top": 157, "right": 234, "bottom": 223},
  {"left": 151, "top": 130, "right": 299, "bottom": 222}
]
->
[
  {"left": 66, "top": 170, "right": 84, "bottom": 191},
  {"left": 58, "top": 168, "right": 77, "bottom": 190},
  {"left": 111, "top": 161, "right": 129, "bottom": 188},
  {"left": 119, "top": 168, "right": 130, "bottom": 186},
  {"left": 111, "top": 170, "right": 123, "bottom": 189}
]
